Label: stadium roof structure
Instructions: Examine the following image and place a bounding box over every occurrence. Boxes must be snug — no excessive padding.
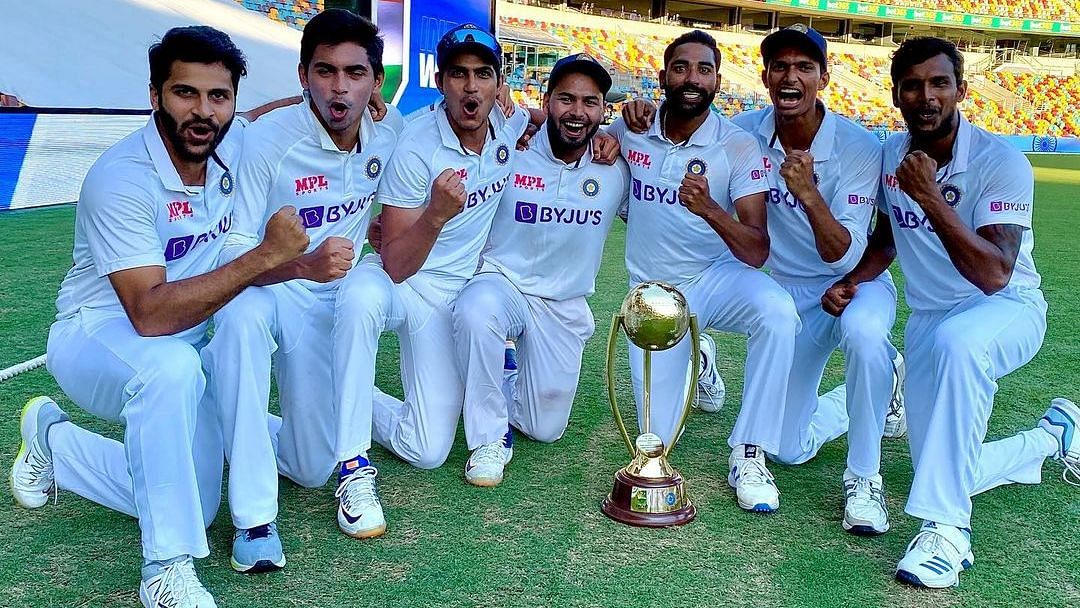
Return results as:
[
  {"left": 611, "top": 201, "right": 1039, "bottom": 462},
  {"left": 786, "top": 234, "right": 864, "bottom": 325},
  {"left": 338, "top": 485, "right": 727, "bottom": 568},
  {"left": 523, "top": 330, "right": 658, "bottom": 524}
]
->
[
  {"left": 499, "top": 22, "right": 570, "bottom": 48},
  {"left": 0, "top": 0, "right": 302, "bottom": 110}
]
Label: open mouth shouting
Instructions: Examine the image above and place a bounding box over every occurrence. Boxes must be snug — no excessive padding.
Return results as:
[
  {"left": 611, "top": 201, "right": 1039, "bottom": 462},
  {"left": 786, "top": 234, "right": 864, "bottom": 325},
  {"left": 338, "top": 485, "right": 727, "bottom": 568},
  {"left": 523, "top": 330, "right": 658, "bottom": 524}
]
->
[
  {"left": 183, "top": 121, "right": 218, "bottom": 146},
  {"left": 328, "top": 100, "right": 351, "bottom": 123},
  {"left": 461, "top": 97, "right": 482, "bottom": 121},
  {"left": 560, "top": 117, "right": 589, "bottom": 139},
  {"left": 776, "top": 86, "right": 804, "bottom": 110}
]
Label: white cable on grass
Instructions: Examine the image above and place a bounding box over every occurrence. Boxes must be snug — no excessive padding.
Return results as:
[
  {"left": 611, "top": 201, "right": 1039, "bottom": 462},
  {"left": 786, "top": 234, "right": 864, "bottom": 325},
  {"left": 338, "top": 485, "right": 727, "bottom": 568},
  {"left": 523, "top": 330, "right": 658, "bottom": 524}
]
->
[{"left": 0, "top": 355, "right": 47, "bottom": 383}]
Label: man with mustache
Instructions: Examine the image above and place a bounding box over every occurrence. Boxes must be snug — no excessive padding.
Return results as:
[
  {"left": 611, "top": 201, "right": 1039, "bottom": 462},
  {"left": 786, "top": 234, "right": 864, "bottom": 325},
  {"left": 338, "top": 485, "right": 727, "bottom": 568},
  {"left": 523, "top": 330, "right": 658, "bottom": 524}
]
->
[
  {"left": 9, "top": 27, "right": 309, "bottom": 607},
  {"left": 332, "top": 24, "right": 530, "bottom": 472},
  {"left": 829, "top": 36, "right": 1079, "bottom": 587},
  {"left": 608, "top": 30, "right": 799, "bottom": 513},
  {"left": 202, "top": 9, "right": 403, "bottom": 572},
  {"left": 731, "top": 24, "right": 903, "bottom": 536},
  {"left": 450, "top": 54, "right": 629, "bottom": 487}
]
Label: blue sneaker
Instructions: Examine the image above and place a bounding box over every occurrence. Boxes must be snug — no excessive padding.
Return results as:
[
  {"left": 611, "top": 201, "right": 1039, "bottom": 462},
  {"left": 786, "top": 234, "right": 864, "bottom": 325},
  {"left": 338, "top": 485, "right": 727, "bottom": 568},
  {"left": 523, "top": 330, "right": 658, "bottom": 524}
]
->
[
  {"left": 1038, "top": 397, "right": 1080, "bottom": 486},
  {"left": 230, "top": 522, "right": 285, "bottom": 573}
]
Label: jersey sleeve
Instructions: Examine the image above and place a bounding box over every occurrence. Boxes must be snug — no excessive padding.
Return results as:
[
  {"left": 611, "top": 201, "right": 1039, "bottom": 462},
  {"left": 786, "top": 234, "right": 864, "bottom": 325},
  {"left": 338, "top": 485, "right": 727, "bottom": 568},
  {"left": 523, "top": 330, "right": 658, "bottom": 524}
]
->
[
  {"left": 727, "top": 131, "right": 768, "bottom": 201},
  {"left": 506, "top": 105, "right": 531, "bottom": 140},
  {"left": 972, "top": 149, "right": 1034, "bottom": 230},
  {"left": 79, "top": 169, "right": 165, "bottom": 276},
  {"left": 380, "top": 105, "right": 406, "bottom": 137},
  {"left": 377, "top": 138, "right": 431, "bottom": 209},
  {"left": 822, "top": 138, "right": 881, "bottom": 274},
  {"left": 604, "top": 117, "right": 629, "bottom": 145},
  {"left": 221, "top": 129, "right": 275, "bottom": 264}
]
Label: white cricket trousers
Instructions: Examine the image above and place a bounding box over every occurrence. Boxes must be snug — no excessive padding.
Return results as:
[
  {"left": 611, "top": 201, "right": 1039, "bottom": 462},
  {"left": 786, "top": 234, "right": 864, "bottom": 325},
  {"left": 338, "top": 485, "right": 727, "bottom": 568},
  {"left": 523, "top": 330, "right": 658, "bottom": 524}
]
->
[
  {"left": 45, "top": 309, "right": 223, "bottom": 561},
  {"left": 903, "top": 286, "right": 1056, "bottom": 529},
  {"left": 630, "top": 260, "right": 800, "bottom": 451},
  {"left": 202, "top": 281, "right": 370, "bottom": 529},
  {"left": 452, "top": 271, "right": 595, "bottom": 450},
  {"left": 333, "top": 258, "right": 463, "bottom": 469},
  {"left": 770, "top": 273, "right": 898, "bottom": 478}
]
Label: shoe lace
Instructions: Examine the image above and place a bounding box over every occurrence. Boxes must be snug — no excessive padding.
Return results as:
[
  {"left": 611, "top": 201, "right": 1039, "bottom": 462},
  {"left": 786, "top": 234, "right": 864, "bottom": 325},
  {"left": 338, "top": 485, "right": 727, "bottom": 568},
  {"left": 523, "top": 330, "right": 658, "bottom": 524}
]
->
[
  {"left": 151, "top": 559, "right": 201, "bottom": 607},
  {"left": 471, "top": 442, "right": 507, "bottom": 468},
  {"left": 737, "top": 457, "right": 774, "bottom": 488},
  {"left": 1061, "top": 454, "right": 1080, "bottom": 487},
  {"left": 18, "top": 444, "right": 59, "bottom": 505},
  {"left": 335, "top": 466, "right": 380, "bottom": 512},
  {"left": 845, "top": 477, "right": 887, "bottom": 514}
]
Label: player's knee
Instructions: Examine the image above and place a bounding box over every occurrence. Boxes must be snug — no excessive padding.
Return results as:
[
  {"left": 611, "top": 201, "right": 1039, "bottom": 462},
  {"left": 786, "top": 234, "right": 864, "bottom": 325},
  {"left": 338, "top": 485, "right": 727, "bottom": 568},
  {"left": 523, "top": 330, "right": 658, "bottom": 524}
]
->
[
  {"left": 750, "top": 290, "right": 800, "bottom": 335},
  {"left": 930, "top": 321, "right": 980, "bottom": 365},
  {"left": 526, "top": 421, "right": 568, "bottom": 444},
  {"left": 411, "top": 436, "right": 455, "bottom": 470},
  {"left": 337, "top": 265, "right": 394, "bottom": 326},
  {"left": 452, "top": 282, "right": 505, "bottom": 334},
  {"left": 143, "top": 342, "right": 205, "bottom": 394},
  {"left": 839, "top": 314, "right": 890, "bottom": 359},
  {"left": 215, "top": 286, "right": 275, "bottom": 333}
]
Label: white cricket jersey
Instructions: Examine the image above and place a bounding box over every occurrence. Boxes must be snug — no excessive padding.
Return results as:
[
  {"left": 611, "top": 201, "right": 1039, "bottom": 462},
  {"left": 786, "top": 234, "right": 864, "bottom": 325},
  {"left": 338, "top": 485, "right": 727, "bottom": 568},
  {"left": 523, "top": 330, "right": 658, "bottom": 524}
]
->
[
  {"left": 881, "top": 112, "right": 1041, "bottom": 312},
  {"left": 733, "top": 105, "right": 882, "bottom": 282},
  {"left": 480, "top": 124, "right": 630, "bottom": 301},
  {"left": 377, "top": 100, "right": 530, "bottom": 292},
  {"left": 608, "top": 111, "right": 767, "bottom": 285},
  {"left": 222, "top": 99, "right": 403, "bottom": 292},
  {"left": 55, "top": 115, "right": 245, "bottom": 341}
]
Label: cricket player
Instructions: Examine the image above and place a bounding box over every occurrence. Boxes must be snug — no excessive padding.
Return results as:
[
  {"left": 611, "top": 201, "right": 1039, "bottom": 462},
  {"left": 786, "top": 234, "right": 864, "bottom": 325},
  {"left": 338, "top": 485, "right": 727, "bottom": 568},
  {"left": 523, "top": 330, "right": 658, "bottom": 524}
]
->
[
  {"left": 9, "top": 28, "right": 309, "bottom": 607},
  {"left": 827, "top": 36, "right": 1079, "bottom": 587},
  {"left": 732, "top": 25, "right": 903, "bottom": 535},
  {"left": 201, "top": 9, "right": 403, "bottom": 572},
  {"left": 331, "top": 24, "right": 530, "bottom": 472},
  {"left": 609, "top": 30, "right": 800, "bottom": 513},
  {"left": 451, "top": 53, "right": 630, "bottom": 487}
]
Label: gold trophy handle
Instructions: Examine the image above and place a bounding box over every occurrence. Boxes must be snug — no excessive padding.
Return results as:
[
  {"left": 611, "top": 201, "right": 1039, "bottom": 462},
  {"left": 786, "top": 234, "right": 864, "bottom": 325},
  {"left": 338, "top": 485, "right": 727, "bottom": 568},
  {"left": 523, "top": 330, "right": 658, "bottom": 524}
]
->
[
  {"left": 606, "top": 313, "right": 635, "bottom": 457},
  {"left": 663, "top": 314, "right": 700, "bottom": 458}
]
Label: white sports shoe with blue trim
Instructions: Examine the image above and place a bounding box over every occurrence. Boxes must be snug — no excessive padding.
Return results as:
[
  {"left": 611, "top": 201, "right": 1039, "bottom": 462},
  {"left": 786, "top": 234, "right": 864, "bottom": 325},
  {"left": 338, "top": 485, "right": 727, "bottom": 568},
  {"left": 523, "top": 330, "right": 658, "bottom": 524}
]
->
[
  {"left": 1038, "top": 397, "right": 1080, "bottom": 486},
  {"left": 728, "top": 445, "right": 779, "bottom": 512},
  {"left": 883, "top": 352, "right": 907, "bottom": 439},
  {"left": 896, "top": 521, "right": 973, "bottom": 588}
]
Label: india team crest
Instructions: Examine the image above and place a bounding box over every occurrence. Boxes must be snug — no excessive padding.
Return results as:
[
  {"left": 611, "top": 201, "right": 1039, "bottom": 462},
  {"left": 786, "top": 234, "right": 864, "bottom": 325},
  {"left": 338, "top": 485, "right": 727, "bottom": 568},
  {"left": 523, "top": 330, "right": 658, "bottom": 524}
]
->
[
  {"left": 582, "top": 178, "right": 600, "bottom": 197},
  {"left": 219, "top": 170, "right": 234, "bottom": 196},
  {"left": 686, "top": 158, "right": 707, "bottom": 176},
  {"left": 940, "top": 184, "right": 962, "bottom": 207},
  {"left": 365, "top": 156, "right": 382, "bottom": 180},
  {"left": 495, "top": 144, "right": 511, "bottom": 165}
]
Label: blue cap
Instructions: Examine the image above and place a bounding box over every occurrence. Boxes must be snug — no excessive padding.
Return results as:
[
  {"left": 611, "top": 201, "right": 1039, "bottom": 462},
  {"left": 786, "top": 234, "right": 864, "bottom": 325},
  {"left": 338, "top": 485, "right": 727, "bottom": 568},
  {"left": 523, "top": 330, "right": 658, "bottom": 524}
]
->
[
  {"left": 547, "top": 53, "right": 612, "bottom": 95},
  {"left": 436, "top": 24, "right": 502, "bottom": 71},
  {"left": 761, "top": 24, "right": 827, "bottom": 69}
]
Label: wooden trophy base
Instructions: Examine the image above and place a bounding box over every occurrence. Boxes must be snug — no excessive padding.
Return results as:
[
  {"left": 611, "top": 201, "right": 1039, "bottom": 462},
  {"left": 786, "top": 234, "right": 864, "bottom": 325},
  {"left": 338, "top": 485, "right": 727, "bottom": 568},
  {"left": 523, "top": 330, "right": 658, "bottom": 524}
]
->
[{"left": 601, "top": 467, "right": 696, "bottom": 527}]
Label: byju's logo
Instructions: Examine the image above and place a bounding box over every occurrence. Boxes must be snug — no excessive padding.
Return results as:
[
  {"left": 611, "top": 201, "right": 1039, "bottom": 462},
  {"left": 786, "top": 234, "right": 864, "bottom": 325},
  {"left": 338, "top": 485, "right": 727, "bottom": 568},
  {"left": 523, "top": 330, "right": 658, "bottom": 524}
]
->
[{"left": 515, "top": 201, "right": 538, "bottom": 224}]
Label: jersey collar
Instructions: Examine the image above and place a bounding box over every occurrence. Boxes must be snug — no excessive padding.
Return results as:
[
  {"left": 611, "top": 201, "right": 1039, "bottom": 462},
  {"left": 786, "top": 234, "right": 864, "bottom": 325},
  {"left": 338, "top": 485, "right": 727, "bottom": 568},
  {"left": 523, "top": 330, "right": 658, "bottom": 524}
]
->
[
  {"left": 143, "top": 114, "right": 200, "bottom": 195},
  {"left": 435, "top": 98, "right": 504, "bottom": 156},
  {"left": 534, "top": 121, "right": 592, "bottom": 169},
  {"left": 757, "top": 102, "right": 836, "bottom": 161},
  {"left": 647, "top": 107, "right": 720, "bottom": 147},
  {"left": 302, "top": 92, "right": 376, "bottom": 153}
]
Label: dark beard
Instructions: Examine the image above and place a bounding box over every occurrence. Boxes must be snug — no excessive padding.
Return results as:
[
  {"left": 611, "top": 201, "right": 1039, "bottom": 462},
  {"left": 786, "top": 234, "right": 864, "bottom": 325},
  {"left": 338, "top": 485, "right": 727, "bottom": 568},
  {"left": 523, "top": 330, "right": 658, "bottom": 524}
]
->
[
  {"left": 155, "top": 106, "right": 231, "bottom": 163},
  {"left": 546, "top": 117, "right": 600, "bottom": 156},
  {"left": 661, "top": 84, "right": 715, "bottom": 120},
  {"left": 906, "top": 108, "right": 957, "bottom": 145}
]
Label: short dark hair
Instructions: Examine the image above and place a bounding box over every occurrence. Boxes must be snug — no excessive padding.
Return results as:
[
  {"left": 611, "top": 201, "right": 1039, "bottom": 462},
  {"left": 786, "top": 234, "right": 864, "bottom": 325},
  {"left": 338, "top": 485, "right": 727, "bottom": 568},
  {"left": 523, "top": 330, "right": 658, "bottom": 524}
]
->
[
  {"left": 301, "top": 9, "right": 384, "bottom": 77},
  {"left": 890, "top": 37, "right": 963, "bottom": 87},
  {"left": 149, "top": 26, "right": 247, "bottom": 92},
  {"left": 663, "top": 30, "right": 722, "bottom": 68}
]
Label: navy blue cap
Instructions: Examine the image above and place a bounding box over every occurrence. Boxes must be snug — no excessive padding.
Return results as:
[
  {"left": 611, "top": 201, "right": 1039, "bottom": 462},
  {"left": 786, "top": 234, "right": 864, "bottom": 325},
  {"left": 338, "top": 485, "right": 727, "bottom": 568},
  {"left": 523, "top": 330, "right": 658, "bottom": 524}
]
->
[
  {"left": 436, "top": 24, "right": 502, "bottom": 71},
  {"left": 761, "top": 24, "right": 828, "bottom": 69},
  {"left": 547, "top": 53, "right": 613, "bottom": 95}
]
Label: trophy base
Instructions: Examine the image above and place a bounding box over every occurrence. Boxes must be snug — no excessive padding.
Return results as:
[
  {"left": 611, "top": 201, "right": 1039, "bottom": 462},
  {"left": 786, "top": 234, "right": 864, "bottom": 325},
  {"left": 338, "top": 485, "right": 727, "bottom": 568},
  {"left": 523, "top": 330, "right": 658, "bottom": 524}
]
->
[{"left": 601, "top": 468, "right": 696, "bottom": 528}]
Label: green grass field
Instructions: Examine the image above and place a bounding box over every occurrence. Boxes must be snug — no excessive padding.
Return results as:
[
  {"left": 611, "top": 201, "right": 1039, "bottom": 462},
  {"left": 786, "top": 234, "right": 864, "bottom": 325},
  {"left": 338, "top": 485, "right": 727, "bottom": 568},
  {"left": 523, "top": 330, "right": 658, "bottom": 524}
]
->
[{"left": 0, "top": 156, "right": 1078, "bottom": 607}]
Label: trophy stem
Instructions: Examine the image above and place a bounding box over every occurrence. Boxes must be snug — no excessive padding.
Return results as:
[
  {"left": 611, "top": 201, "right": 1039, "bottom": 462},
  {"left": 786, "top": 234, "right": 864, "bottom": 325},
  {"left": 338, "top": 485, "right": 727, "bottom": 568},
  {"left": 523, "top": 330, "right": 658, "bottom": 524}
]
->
[
  {"left": 664, "top": 315, "right": 700, "bottom": 457},
  {"left": 642, "top": 349, "right": 652, "bottom": 435},
  {"left": 606, "top": 314, "right": 634, "bottom": 457}
]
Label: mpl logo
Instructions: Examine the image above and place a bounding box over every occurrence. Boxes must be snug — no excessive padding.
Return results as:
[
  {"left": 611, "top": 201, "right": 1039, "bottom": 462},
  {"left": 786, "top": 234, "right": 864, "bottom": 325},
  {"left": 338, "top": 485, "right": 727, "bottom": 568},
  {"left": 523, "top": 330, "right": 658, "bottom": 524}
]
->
[
  {"left": 762, "top": 156, "right": 773, "bottom": 171},
  {"left": 295, "top": 175, "right": 329, "bottom": 196},
  {"left": 847, "top": 194, "right": 876, "bottom": 206},
  {"left": 513, "top": 173, "right": 546, "bottom": 191},
  {"left": 626, "top": 150, "right": 652, "bottom": 169},
  {"left": 454, "top": 168, "right": 469, "bottom": 181},
  {"left": 166, "top": 200, "right": 193, "bottom": 223},
  {"left": 884, "top": 174, "right": 899, "bottom": 191},
  {"left": 990, "top": 200, "right": 1031, "bottom": 213}
]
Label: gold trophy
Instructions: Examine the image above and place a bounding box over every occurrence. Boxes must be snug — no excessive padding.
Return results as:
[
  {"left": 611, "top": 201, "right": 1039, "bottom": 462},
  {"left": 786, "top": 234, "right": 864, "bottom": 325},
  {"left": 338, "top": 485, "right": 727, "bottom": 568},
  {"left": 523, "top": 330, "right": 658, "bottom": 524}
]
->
[{"left": 601, "top": 281, "right": 699, "bottom": 527}]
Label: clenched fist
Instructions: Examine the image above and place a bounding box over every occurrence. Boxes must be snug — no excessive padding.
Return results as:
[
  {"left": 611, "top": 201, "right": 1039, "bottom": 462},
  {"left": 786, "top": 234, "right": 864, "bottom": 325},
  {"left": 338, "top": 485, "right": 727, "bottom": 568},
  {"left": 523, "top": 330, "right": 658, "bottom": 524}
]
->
[
  {"left": 896, "top": 150, "right": 940, "bottom": 207},
  {"left": 779, "top": 150, "right": 818, "bottom": 204},
  {"left": 260, "top": 205, "right": 309, "bottom": 266},
  {"left": 429, "top": 168, "right": 467, "bottom": 224},
  {"left": 821, "top": 278, "right": 858, "bottom": 317},
  {"left": 622, "top": 99, "right": 656, "bottom": 134},
  {"left": 678, "top": 173, "right": 718, "bottom": 217},
  {"left": 304, "top": 236, "right": 354, "bottom": 283}
]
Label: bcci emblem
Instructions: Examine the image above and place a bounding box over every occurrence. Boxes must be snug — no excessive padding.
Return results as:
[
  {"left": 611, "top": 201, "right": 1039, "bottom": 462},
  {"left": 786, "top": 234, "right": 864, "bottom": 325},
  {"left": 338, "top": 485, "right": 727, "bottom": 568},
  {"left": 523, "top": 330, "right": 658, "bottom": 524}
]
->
[
  {"left": 582, "top": 178, "right": 600, "bottom": 198},
  {"left": 940, "top": 184, "right": 962, "bottom": 207},
  {"left": 495, "top": 144, "right": 510, "bottom": 165},
  {"left": 686, "top": 158, "right": 707, "bottom": 176},
  {"left": 219, "top": 171, "right": 234, "bottom": 196},
  {"left": 365, "top": 156, "right": 382, "bottom": 180}
]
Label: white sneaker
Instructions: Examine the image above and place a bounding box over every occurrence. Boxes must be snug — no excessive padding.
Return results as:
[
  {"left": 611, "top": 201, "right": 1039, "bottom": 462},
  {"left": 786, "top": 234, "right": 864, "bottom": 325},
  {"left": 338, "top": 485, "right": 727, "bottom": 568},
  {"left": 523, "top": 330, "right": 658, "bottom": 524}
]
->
[
  {"left": 1037, "top": 397, "right": 1080, "bottom": 486},
  {"left": 694, "top": 332, "right": 725, "bottom": 413},
  {"left": 139, "top": 556, "right": 217, "bottom": 608},
  {"left": 465, "top": 432, "right": 514, "bottom": 487},
  {"left": 10, "top": 396, "right": 68, "bottom": 509},
  {"left": 895, "top": 521, "right": 973, "bottom": 588},
  {"left": 842, "top": 470, "right": 889, "bottom": 535},
  {"left": 335, "top": 466, "right": 387, "bottom": 539},
  {"left": 727, "top": 445, "right": 779, "bottom": 512},
  {"left": 883, "top": 352, "right": 907, "bottom": 439}
]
